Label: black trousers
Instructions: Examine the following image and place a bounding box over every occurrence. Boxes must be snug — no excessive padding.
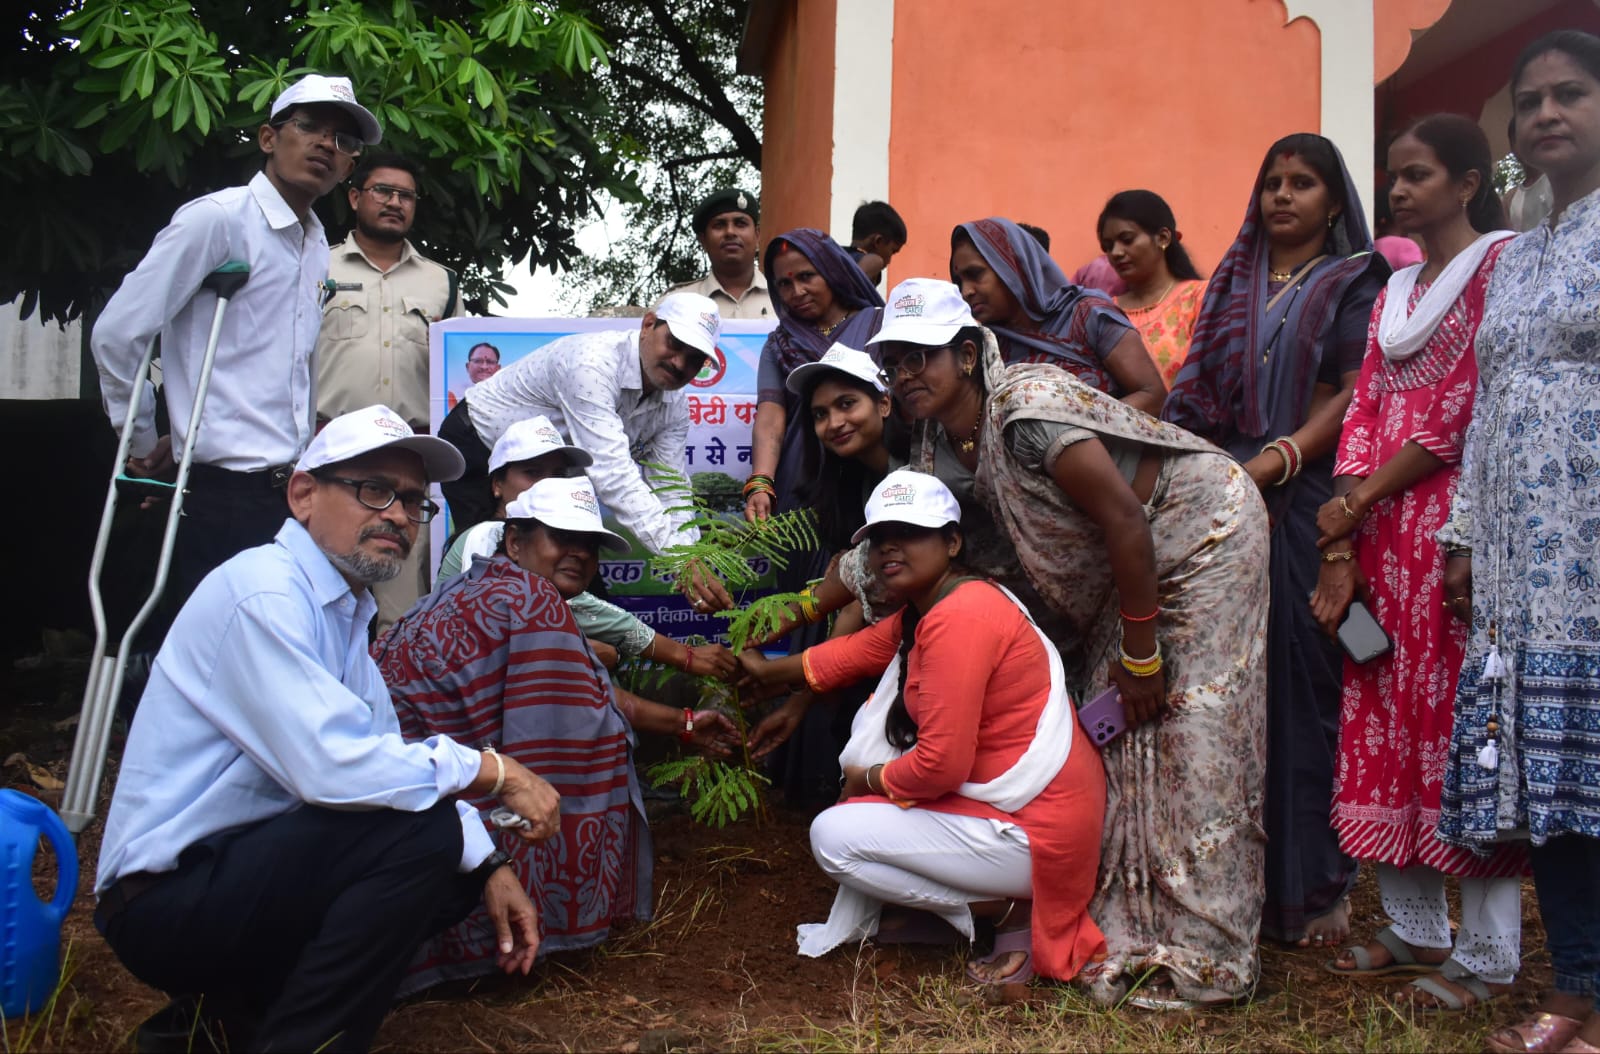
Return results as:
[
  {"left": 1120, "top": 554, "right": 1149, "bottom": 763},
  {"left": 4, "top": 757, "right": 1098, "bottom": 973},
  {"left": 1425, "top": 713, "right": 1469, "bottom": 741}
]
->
[
  {"left": 97, "top": 802, "right": 484, "bottom": 1053},
  {"left": 437, "top": 400, "right": 497, "bottom": 532},
  {"left": 170, "top": 465, "right": 291, "bottom": 607}
]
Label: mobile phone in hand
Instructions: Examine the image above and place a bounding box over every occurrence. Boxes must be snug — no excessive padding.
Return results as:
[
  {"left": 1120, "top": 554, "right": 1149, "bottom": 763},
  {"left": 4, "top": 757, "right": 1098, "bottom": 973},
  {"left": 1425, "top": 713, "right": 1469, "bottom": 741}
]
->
[
  {"left": 1338, "top": 600, "right": 1393, "bottom": 664},
  {"left": 1078, "top": 685, "right": 1127, "bottom": 748}
]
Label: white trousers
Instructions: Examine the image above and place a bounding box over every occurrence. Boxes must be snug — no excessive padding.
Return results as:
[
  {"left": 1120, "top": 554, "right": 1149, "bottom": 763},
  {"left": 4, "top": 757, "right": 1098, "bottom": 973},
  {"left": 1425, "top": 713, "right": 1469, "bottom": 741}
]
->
[
  {"left": 809, "top": 802, "right": 1033, "bottom": 921},
  {"left": 1377, "top": 863, "right": 1523, "bottom": 983}
]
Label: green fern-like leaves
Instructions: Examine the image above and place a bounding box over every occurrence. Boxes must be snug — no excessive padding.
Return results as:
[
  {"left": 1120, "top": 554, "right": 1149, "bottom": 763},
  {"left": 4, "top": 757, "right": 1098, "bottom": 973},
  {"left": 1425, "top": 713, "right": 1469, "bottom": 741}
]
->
[
  {"left": 645, "top": 755, "right": 772, "bottom": 829},
  {"left": 716, "top": 589, "right": 816, "bottom": 654},
  {"left": 642, "top": 463, "right": 818, "bottom": 590}
]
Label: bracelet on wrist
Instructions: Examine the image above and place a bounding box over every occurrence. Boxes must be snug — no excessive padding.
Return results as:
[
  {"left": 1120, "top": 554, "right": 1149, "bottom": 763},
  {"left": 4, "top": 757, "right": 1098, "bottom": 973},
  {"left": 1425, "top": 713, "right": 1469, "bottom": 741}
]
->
[
  {"left": 680, "top": 645, "right": 695, "bottom": 673},
  {"left": 1120, "top": 606, "right": 1159, "bottom": 623},
  {"left": 482, "top": 747, "right": 506, "bottom": 797},
  {"left": 1321, "top": 548, "right": 1356, "bottom": 563},
  {"left": 1339, "top": 494, "right": 1361, "bottom": 521},
  {"left": 1119, "top": 642, "right": 1163, "bottom": 678},
  {"left": 797, "top": 585, "right": 822, "bottom": 623},
  {"left": 1444, "top": 544, "right": 1472, "bottom": 558},
  {"left": 679, "top": 708, "right": 695, "bottom": 743}
]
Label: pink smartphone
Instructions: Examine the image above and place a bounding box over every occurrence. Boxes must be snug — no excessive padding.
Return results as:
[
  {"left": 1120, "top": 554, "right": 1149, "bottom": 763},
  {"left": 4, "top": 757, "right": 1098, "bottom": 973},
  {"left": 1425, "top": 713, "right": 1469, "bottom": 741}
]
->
[{"left": 1078, "top": 685, "right": 1127, "bottom": 748}]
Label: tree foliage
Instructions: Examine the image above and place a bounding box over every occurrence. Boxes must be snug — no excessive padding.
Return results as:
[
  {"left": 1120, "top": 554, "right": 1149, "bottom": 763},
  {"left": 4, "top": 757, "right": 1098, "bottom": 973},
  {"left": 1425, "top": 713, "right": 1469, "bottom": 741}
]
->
[
  {"left": 1, "top": 0, "right": 641, "bottom": 323},
  {"left": 558, "top": 0, "right": 763, "bottom": 311}
]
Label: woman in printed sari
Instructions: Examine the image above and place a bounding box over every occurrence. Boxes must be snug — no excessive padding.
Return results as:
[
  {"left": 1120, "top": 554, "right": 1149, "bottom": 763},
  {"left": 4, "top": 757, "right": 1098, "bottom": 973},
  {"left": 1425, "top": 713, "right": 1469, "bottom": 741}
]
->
[
  {"left": 948, "top": 217, "right": 1166, "bottom": 414},
  {"left": 866, "top": 278, "right": 1271, "bottom": 1008},
  {"left": 376, "top": 477, "right": 737, "bottom": 993},
  {"left": 1436, "top": 31, "right": 1600, "bottom": 1054},
  {"left": 1163, "top": 133, "right": 1388, "bottom": 949},
  {"left": 1313, "top": 114, "right": 1524, "bottom": 1011},
  {"left": 739, "top": 470, "right": 1108, "bottom": 988}
]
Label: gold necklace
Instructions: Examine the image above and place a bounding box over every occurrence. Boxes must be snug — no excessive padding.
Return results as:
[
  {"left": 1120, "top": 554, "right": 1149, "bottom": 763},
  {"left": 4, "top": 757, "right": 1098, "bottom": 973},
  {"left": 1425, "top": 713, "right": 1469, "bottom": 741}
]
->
[
  {"left": 949, "top": 414, "right": 982, "bottom": 454},
  {"left": 817, "top": 309, "right": 854, "bottom": 339},
  {"left": 1125, "top": 280, "right": 1176, "bottom": 311},
  {"left": 1268, "top": 267, "right": 1294, "bottom": 283}
]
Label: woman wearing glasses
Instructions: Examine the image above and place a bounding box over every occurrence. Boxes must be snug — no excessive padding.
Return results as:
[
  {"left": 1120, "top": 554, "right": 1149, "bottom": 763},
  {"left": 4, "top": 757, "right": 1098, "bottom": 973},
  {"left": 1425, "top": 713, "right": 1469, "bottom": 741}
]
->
[
  {"left": 866, "top": 278, "right": 1271, "bottom": 1009},
  {"left": 377, "top": 477, "right": 740, "bottom": 993}
]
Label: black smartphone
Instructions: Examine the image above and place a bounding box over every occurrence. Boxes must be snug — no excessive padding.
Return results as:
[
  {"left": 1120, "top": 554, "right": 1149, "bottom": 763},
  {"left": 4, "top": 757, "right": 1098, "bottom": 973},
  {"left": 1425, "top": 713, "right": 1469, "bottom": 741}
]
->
[{"left": 1338, "top": 600, "right": 1392, "bottom": 664}]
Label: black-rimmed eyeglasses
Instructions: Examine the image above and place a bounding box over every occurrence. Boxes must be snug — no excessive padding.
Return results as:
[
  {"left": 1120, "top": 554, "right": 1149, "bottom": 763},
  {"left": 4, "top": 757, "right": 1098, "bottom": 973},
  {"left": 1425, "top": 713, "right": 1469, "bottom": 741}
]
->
[{"left": 316, "top": 474, "right": 439, "bottom": 523}]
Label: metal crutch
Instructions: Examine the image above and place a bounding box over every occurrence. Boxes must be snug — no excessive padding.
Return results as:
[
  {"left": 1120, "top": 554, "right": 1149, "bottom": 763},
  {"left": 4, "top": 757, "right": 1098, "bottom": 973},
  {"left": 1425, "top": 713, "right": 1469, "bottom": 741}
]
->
[{"left": 62, "top": 261, "right": 250, "bottom": 835}]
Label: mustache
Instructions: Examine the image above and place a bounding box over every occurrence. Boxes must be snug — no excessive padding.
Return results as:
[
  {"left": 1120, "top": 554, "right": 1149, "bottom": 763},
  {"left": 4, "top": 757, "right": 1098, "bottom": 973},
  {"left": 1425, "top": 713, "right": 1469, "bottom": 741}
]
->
[{"left": 361, "top": 524, "right": 412, "bottom": 557}]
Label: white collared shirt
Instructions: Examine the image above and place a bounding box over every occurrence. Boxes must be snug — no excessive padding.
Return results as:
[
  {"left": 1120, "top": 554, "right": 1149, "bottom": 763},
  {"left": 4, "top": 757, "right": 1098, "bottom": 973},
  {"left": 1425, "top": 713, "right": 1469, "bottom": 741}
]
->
[
  {"left": 95, "top": 519, "right": 494, "bottom": 894},
  {"left": 90, "top": 171, "right": 329, "bottom": 470},
  {"left": 463, "top": 328, "right": 695, "bottom": 553}
]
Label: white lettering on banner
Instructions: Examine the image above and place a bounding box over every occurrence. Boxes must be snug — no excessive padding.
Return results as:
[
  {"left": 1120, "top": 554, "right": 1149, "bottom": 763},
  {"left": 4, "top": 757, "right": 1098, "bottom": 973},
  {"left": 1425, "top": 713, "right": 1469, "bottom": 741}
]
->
[{"left": 599, "top": 560, "right": 646, "bottom": 586}]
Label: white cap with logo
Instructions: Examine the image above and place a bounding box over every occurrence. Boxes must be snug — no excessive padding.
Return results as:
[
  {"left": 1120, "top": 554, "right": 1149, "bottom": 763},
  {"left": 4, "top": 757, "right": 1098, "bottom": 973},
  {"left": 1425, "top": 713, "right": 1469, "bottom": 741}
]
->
[
  {"left": 488, "top": 415, "right": 594, "bottom": 474},
  {"left": 270, "top": 73, "right": 382, "bottom": 145},
  {"left": 785, "top": 345, "right": 886, "bottom": 396},
  {"left": 850, "top": 468, "right": 963, "bottom": 544},
  {"left": 504, "top": 477, "right": 628, "bottom": 552},
  {"left": 867, "top": 278, "right": 976, "bottom": 347},
  {"left": 652, "top": 292, "right": 721, "bottom": 359},
  {"left": 296, "top": 405, "right": 466, "bottom": 481}
]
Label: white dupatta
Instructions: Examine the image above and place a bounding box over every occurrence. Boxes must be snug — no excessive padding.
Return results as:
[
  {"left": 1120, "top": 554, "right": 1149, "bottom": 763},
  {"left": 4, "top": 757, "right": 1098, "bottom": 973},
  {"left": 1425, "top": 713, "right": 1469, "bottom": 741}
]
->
[
  {"left": 1377, "top": 230, "right": 1515, "bottom": 362},
  {"left": 795, "top": 583, "right": 1074, "bottom": 957}
]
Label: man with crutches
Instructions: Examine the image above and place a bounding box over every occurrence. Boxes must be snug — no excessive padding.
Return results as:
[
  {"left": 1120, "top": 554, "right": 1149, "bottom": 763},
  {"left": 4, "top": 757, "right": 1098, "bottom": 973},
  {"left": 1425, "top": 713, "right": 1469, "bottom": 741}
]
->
[{"left": 89, "top": 73, "right": 382, "bottom": 609}]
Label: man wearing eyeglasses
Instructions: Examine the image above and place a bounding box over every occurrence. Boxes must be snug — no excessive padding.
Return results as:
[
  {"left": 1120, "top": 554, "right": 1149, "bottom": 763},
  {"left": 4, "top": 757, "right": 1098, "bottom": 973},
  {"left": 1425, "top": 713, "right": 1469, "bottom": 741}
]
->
[
  {"left": 317, "top": 151, "right": 465, "bottom": 631},
  {"left": 94, "top": 404, "right": 559, "bottom": 1053},
  {"left": 89, "top": 73, "right": 382, "bottom": 616}
]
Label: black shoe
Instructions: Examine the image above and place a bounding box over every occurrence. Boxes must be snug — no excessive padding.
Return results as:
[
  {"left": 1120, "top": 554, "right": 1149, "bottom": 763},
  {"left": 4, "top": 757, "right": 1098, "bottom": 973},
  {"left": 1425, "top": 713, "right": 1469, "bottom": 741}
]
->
[{"left": 133, "top": 997, "right": 233, "bottom": 1053}]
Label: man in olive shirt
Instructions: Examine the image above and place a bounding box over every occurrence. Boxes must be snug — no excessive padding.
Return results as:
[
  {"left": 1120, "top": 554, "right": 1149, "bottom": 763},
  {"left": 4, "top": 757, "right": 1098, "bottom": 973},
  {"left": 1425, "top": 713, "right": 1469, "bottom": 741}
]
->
[
  {"left": 317, "top": 151, "right": 465, "bottom": 630},
  {"left": 665, "top": 187, "right": 772, "bottom": 320}
]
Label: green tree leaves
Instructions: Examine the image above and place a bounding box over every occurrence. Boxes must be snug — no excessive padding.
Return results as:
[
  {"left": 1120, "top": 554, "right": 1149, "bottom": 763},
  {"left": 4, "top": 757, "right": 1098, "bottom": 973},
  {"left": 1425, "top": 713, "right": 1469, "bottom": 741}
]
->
[{"left": 1, "top": 0, "right": 640, "bottom": 324}]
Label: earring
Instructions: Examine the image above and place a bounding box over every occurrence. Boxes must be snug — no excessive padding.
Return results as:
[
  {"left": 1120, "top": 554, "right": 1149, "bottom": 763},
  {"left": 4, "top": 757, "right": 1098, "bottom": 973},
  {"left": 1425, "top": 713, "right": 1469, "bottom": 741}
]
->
[
  {"left": 962, "top": 364, "right": 974, "bottom": 376},
  {"left": 1327, "top": 213, "right": 1337, "bottom": 229}
]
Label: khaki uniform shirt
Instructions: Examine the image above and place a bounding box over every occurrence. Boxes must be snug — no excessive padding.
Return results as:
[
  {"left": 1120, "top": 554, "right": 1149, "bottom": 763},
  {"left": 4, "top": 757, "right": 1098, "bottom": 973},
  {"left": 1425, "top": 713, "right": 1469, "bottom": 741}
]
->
[
  {"left": 665, "top": 268, "right": 773, "bottom": 321},
  {"left": 317, "top": 235, "right": 464, "bottom": 429}
]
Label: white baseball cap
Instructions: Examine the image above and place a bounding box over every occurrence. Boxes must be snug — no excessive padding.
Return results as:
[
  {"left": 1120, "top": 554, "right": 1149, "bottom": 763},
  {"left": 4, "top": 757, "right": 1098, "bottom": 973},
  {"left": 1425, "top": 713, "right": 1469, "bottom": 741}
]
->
[
  {"left": 488, "top": 415, "right": 593, "bottom": 474},
  {"left": 785, "top": 345, "right": 886, "bottom": 396},
  {"left": 850, "top": 469, "right": 963, "bottom": 544},
  {"left": 297, "top": 405, "right": 465, "bottom": 481},
  {"left": 867, "top": 278, "right": 976, "bottom": 347},
  {"left": 504, "top": 477, "right": 628, "bottom": 552},
  {"left": 270, "top": 74, "right": 382, "bottom": 145},
  {"left": 652, "top": 292, "right": 721, "bottom": 359}
]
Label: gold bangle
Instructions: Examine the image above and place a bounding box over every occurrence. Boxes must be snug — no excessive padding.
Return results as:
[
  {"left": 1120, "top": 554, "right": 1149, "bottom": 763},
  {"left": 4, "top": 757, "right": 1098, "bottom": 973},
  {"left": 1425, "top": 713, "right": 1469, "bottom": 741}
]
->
[
  {"left": 796, "top": 587, "right": 821, "bottom": 623},
  {"left": 1119, "top": 642, "right": 1163, "bottom": 677},
  {"left": 1339, "top": 495, "right": 1360, "bottom": 520},
  {"left": 1322, "top": 549, "right": 1356, "bottom": 563}
]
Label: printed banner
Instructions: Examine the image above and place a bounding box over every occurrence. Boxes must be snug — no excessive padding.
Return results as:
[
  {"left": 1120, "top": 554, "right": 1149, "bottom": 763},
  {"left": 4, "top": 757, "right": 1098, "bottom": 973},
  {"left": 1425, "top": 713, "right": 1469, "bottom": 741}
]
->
[{"left": 429, "top": 316, "right": 778, "bottom": 642}]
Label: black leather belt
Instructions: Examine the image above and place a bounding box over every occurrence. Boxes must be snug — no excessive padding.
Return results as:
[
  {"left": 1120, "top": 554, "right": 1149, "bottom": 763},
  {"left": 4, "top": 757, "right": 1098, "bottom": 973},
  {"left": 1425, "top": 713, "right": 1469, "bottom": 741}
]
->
[{"left": 187, "top": 463, "right": 294, "bottom": 491}]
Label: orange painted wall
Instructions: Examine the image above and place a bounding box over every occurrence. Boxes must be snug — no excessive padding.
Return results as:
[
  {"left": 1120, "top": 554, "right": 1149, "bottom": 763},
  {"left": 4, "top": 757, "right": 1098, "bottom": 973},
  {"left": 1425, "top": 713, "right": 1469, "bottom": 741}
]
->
[
  {"left": 887, "top": 0, "right": 1321, "bottom": 284},
  {"left": 1375, "top": 0, "right": 1453, "bottom": 82},
  {"left": 756, "top": 0, "right": 836, "bottom": 245}
]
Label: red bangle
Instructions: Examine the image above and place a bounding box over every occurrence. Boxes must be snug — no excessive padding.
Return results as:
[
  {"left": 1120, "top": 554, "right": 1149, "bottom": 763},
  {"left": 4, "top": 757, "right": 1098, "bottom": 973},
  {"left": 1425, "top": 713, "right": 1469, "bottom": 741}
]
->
[
  {"left": 680, "top": 708, "right": 695, "bottom": 743},
  {"left": 1120, "top": 607, "right": 1160, "bottom": 623},
  {"left": 680, "top": 645, "right": 695, "bottom": 673}
]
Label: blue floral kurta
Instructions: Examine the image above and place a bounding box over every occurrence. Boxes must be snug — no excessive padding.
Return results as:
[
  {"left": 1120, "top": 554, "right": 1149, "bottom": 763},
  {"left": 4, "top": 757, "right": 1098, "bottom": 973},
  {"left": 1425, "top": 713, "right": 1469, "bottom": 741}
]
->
[{"left": 1439, "top": 187, "right": 1600, "bottom": 848}]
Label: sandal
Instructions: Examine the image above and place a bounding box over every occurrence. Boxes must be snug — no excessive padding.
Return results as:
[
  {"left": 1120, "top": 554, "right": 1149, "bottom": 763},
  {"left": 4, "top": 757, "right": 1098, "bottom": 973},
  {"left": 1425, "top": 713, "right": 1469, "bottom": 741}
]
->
[
  {"left": 1395, "top": 959, "right": 1509, "bottom": 1014},
  {"left": 1485, "top": 1013, "right": 1585, "bottom": 1054},
  {"left": 965, "top": 926, "right": 1034, "bottom": 986},
  {"left": 1325, "top": 925, "right": 1445, "bottom": 977}
]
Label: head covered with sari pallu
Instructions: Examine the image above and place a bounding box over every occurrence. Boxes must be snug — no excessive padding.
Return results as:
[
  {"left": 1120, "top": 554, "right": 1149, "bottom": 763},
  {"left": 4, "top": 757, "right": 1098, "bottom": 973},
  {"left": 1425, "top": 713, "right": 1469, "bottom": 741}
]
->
[
  {"left": 952, "top": 217, "right": 1125, "bottom": 387},
  {"left": 1162, "top": 133, "right": 1388, "bottom": 441},
  {"left": 762, "top": 227, "right": 885, "bottom": 376}
]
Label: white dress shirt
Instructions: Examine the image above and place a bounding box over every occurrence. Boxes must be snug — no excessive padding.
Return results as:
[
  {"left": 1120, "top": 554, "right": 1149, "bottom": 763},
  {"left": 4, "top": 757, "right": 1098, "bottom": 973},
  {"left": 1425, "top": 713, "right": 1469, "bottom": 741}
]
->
[
  {"left": 90, "top": 171, "right": 328, "bottom": 470},
  {"left": 96, "top": 518, "right": 494, "bottom": 894},
  {"left": 464, "top": 329, "right": 696, "bottom": 553}
]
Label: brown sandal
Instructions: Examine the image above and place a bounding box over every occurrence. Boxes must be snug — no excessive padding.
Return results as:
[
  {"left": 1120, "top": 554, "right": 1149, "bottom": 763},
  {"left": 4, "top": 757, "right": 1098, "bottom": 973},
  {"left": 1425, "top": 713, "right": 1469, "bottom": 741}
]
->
[{"left": 1485, "top": 1012, "right": 1585, "bottom": 1054}]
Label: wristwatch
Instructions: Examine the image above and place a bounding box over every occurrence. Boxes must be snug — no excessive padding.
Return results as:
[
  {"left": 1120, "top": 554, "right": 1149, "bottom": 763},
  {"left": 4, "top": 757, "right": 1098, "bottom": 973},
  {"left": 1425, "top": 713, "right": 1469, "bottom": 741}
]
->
[{"left": 472, "top": 849, "right": 513, "bottom": 881}]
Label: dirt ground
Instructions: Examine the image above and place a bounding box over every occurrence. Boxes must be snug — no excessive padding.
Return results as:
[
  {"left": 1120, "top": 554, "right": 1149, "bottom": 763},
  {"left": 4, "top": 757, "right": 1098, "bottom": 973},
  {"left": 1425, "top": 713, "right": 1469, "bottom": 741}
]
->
[{"left": 1, "top": 647, "right": 1556, "bottom": 1053}]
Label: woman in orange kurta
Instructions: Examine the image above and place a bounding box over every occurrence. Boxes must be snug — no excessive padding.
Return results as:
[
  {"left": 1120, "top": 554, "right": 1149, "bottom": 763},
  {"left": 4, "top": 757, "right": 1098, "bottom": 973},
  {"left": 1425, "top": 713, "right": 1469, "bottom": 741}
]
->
[
  {"left": 740, "top": 469, "right": 1107, "bottom": 985},
  {"left": 1096, "top": 190, "right": 1207, "bottom": 386}
]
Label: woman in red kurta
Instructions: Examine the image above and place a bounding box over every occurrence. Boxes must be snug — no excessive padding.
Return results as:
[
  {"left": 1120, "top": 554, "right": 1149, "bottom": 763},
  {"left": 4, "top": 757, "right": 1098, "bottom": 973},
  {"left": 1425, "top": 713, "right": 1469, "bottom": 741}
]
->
[
  {"left": 1310, "top": 115, "right": 1524, "bottom": 1008},
  {"left": 740, "top": 469, "right": 1107, "bottom": 985}
]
